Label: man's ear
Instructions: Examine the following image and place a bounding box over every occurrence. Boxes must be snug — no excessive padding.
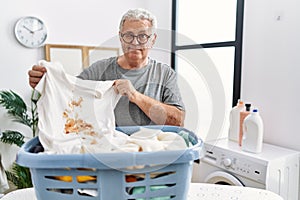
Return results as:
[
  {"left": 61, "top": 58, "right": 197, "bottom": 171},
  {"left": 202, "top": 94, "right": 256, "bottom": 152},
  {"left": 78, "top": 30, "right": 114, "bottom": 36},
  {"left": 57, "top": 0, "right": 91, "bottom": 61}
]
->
[
  {"left": 150, "top": 33, "right": 157, "bottom": 47},
  {"left": 118, "top": 32, "right": 122, "bottom": 42}
]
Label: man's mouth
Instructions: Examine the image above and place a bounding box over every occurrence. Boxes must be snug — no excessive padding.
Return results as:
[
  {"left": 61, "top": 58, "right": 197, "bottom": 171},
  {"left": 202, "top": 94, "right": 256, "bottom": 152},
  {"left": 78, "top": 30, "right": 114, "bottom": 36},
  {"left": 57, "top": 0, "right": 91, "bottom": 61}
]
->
[{"left": 127, "top": 46, "right": 143, "bottom": 53}]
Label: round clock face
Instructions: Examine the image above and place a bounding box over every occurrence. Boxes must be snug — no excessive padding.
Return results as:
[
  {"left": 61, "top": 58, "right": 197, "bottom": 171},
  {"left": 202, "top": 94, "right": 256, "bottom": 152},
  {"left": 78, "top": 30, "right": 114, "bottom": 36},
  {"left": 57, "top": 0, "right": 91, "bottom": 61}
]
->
[{"left": 14, "top": 16, "right": 47, "bottom": 48}]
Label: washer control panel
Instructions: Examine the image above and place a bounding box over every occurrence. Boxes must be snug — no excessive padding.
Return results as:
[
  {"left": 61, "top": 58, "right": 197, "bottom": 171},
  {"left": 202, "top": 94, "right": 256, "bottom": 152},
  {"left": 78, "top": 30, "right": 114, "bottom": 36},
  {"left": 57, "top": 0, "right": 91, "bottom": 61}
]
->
[{"left": 203, "top": 145, "right": 267, "bottom": 184}]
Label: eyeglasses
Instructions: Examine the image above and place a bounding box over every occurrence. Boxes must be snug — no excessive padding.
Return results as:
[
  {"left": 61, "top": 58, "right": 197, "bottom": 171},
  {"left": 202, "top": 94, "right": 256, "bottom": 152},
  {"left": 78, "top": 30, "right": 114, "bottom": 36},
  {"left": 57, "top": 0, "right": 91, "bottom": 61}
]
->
[{"left": 120, "top": 32, "right": 152, "bottom": 44}]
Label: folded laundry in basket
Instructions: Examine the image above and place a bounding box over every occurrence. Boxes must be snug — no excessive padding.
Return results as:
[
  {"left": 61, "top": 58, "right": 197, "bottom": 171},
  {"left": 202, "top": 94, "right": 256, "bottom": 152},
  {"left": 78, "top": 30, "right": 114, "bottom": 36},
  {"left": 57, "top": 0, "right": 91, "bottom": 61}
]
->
[
  {"left": 131, "top": 185, "right": 173, "bottom": 200},
  {"left": 54, "top": 175, "right": 97, "bottom": 183},
  {"left": 122, "top": 127, "right": 188, "bottom": 152},
  {"left": 52, "top": 127, "right": 189, "bottom": 184}
]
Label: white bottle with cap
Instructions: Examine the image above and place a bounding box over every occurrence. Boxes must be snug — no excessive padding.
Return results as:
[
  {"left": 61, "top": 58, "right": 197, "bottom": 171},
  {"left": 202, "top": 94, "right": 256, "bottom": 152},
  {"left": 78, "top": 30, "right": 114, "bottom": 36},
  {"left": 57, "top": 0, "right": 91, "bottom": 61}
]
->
[
  {"left": 242, "top": 109, "right": 264, "bottom": 153},
  {"left": 228, "top": 100, "right": 244, "bottom": 142}
]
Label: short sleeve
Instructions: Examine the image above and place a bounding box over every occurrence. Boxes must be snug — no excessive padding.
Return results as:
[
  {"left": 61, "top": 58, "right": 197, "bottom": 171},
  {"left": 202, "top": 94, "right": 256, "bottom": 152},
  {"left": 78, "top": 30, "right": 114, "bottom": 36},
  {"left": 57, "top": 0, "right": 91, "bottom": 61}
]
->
[{"left": 162, "top": 68, "right": 185, "bottom": 111}]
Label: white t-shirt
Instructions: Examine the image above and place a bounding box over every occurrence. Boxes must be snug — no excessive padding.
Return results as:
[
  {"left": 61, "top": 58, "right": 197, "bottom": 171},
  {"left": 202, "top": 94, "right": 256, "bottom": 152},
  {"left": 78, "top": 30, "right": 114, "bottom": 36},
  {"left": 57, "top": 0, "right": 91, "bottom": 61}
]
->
[{"left": 35, "top": 60, "right": 121, "bottom": 154}]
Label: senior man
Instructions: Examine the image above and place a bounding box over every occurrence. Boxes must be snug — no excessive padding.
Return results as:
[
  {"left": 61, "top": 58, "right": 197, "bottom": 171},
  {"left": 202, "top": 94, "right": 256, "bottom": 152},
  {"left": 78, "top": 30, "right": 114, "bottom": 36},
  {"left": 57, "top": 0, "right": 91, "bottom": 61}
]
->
[{"left": 28, "top": 8, "right": 185, "bottom": 127}]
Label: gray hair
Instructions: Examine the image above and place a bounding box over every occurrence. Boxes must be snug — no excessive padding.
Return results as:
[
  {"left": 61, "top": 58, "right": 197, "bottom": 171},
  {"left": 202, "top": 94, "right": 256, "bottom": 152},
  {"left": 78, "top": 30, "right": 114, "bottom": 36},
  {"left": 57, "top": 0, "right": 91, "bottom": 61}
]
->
[{"left": 119, "top": 8, "right": 157, "bottom": 31}]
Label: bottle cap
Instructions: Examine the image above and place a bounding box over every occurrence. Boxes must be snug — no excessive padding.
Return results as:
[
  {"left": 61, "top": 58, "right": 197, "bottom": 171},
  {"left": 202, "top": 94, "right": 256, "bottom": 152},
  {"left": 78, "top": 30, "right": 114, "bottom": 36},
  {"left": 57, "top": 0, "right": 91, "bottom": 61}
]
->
[
  {"left": 253, "top": 109, "right": 258, "bottom": 112},
  {"left": 245, "top": 103, "right": 251, "bottom": 111}
]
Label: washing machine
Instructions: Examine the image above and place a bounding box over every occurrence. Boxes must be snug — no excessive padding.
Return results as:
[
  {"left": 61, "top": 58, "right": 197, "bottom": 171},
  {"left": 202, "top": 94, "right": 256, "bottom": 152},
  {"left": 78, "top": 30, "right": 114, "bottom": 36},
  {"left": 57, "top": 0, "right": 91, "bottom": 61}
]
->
[{"left": 192, "top": 138, "right": 299, "bottom": 200}]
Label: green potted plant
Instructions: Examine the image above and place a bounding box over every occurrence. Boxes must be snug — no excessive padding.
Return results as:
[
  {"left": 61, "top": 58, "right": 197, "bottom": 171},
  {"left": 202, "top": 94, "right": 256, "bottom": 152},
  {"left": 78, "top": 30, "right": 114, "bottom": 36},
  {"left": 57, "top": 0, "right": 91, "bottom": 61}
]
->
[{"left": 0, "top": 90, "right": 39, "bottom": 189}]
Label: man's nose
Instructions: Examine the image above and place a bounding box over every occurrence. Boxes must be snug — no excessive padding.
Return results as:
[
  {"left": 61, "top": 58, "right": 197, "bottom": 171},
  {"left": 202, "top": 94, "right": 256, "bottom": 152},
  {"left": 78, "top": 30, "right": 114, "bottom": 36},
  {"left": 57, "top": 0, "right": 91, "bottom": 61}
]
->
[{"left": 131, "top": 36, "right": 139, "bottom": 45}]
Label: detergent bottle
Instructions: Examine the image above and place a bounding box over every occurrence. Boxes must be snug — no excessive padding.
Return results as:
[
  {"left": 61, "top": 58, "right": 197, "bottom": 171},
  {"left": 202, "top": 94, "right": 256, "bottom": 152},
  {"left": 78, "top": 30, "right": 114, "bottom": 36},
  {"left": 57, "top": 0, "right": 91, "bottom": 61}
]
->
[
  {"left": 242, "top": 109, "right": 264, "bottom": 153},
  {"left": 239, "top": 103, "right": 251, "bottom": 146},
  {"left": 228, "top": 100, "right": 244, "bottom": 142}
]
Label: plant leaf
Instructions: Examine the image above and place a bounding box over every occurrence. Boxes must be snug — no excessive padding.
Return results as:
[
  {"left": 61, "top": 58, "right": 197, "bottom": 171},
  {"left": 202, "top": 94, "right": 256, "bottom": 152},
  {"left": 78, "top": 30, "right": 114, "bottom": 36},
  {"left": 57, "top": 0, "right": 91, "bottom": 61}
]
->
[
  {"left": 0, "top": 89, "right": 37, "bottom": 189},
  {"left": 0, "top": 90, "right": 31, "bottom": 127},
  {"left": 0, "top": 130, "right": 25, "bottom": 147},
  {"left": 5, "top": 163, "right": 32, "bottom": 189}
]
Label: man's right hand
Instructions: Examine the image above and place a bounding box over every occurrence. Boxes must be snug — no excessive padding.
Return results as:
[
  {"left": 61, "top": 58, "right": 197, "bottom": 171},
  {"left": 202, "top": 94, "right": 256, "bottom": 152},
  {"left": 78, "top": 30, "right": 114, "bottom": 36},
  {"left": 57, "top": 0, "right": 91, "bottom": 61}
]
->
[{"left": 28, "top": 65, "right": 47, "bottom": 88}]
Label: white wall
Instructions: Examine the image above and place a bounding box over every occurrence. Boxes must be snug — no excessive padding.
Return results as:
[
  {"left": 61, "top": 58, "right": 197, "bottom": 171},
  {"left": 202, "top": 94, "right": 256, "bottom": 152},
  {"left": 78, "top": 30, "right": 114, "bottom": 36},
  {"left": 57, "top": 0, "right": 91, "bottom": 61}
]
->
[
  {"left": 242, "top": 0, "right": 300, "bottom": 151},
  {"left": 242, "top": 2, "right": 300, "bottom": 198}
]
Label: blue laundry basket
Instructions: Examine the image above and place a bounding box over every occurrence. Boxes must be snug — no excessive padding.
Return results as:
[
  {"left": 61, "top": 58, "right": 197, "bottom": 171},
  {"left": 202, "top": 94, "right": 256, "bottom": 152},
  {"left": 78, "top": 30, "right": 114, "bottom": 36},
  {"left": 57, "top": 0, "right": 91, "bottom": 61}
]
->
[{"left": 16, "top": 125, "right": 202, "bottom": 200}]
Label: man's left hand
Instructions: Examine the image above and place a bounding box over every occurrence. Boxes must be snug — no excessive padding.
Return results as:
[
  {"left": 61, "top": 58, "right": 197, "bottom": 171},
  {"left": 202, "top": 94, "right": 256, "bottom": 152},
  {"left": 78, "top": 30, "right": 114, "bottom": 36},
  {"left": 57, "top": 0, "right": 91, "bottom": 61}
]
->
[{"left": 113, "top": 79, "right": 137, "bottom": 101}]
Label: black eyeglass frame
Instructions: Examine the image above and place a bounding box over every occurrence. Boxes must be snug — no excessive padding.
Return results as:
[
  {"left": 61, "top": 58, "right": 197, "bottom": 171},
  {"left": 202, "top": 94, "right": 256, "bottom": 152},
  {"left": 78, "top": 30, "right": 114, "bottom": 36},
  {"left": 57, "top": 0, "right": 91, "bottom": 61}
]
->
[{"left": 120, "top": 32, "right": 152, "bottom": 44}]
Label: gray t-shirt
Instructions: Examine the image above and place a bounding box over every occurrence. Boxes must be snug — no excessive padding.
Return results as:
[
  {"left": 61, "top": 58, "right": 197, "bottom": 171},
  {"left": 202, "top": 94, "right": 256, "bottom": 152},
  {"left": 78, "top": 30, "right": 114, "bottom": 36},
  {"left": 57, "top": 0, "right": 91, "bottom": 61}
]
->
[{"left": 78, "top": 56, "right": 185, "bottom": 126}]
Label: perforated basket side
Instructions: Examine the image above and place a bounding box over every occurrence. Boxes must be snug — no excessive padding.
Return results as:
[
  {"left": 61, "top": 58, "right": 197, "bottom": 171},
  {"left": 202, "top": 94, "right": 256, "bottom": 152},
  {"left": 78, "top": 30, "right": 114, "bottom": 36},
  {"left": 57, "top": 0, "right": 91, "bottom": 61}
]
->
[
  {"left": 30, "top": 161, "right": 193, "bottom": 200},
  {"left": 122, "top": 162, "right": 193, "bottom": 200}
]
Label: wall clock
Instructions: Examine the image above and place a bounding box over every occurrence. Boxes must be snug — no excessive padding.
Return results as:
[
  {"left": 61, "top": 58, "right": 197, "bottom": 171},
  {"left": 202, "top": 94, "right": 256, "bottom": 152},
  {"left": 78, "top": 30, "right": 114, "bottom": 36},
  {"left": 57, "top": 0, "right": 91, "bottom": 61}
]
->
[{"left": 14, "top": 16, "right": 48, "bottom": 48}]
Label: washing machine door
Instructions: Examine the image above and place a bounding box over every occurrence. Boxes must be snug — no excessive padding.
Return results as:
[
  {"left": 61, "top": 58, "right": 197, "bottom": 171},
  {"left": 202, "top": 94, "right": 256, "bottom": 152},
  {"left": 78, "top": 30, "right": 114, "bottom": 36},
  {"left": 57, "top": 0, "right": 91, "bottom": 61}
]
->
[{"left": 204, "top": 171, "right": 244, "bottom": 186}]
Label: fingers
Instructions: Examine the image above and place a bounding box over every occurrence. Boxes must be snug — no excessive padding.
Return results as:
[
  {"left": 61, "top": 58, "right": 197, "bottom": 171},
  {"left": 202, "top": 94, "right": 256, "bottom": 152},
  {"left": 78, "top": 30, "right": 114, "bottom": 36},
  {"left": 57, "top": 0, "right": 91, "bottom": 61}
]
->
[
  {"left": 113, "top": 79, "right": 136, "bottom": 99},
  {"left": 28, "top": 65, "right": 47, "bottom": 88},
  {"left": 32, "top": 65, "right": 47, "bottom": 74},
  {"left": 28, "top": 66, "right": 46, "bottom": 77},
  {"left": 113, "top": 80, "right": 119, "bottom": 94},
  {"left": 114, "top": 80, "right": 128, "bottom": 95}
]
